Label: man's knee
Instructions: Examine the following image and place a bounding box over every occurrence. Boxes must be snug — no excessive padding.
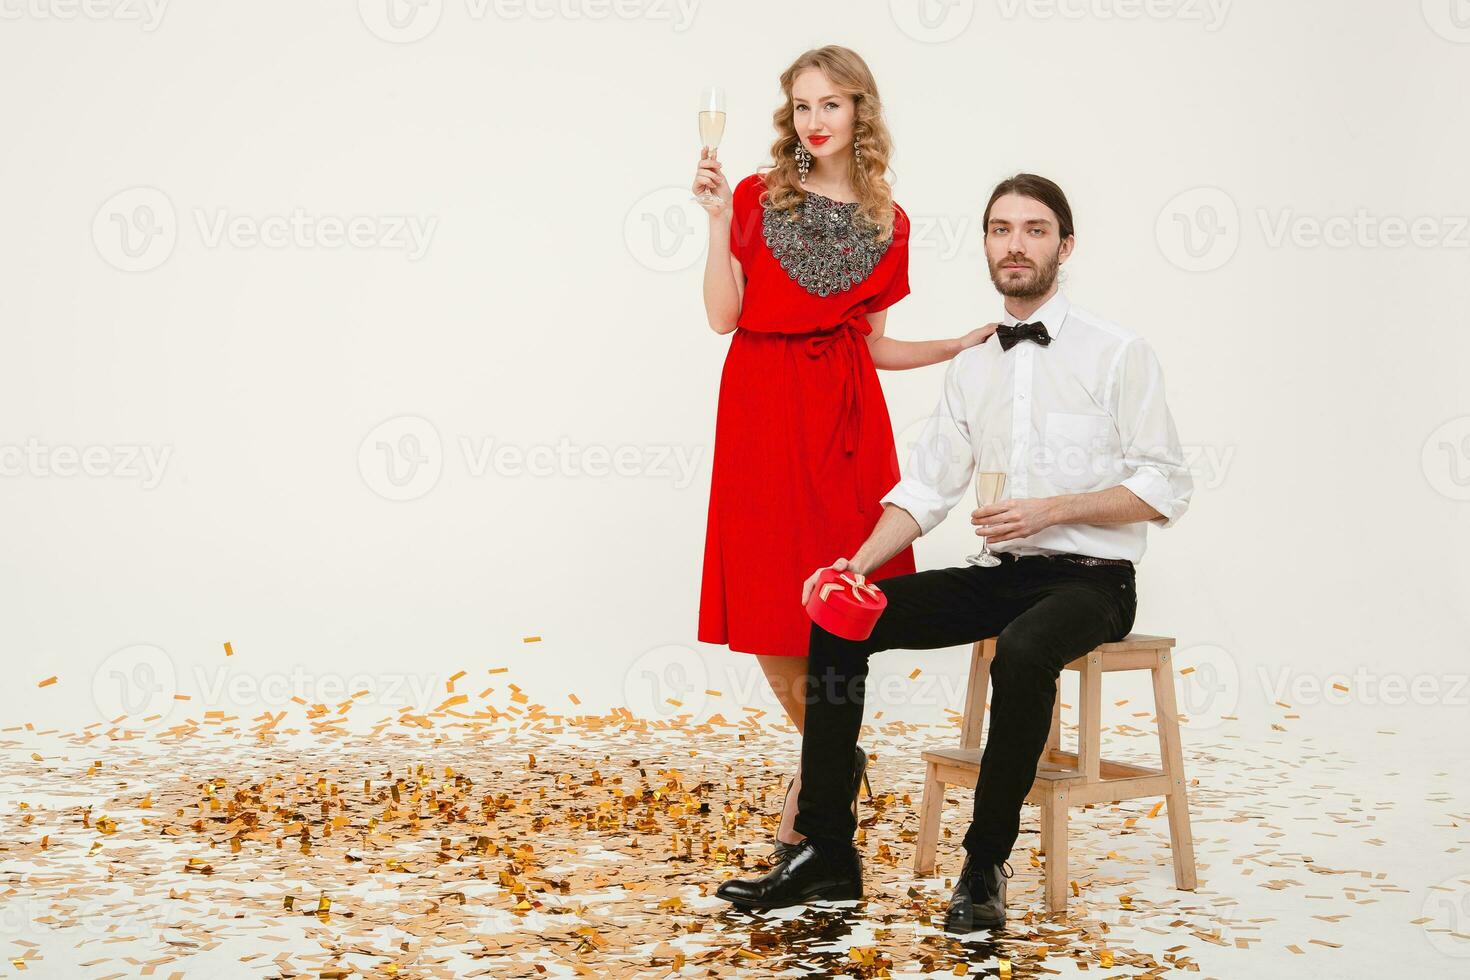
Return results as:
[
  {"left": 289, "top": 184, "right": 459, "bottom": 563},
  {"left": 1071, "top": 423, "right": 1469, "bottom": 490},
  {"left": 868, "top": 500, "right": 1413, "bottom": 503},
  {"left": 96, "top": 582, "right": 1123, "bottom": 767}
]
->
[{"left": 992, "top": 628, "right": 1064, "bottom": 687}]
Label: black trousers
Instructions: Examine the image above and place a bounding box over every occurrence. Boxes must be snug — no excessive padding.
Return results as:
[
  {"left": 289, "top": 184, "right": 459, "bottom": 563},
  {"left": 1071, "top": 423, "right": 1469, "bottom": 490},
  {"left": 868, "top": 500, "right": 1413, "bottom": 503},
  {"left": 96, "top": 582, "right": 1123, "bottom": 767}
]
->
[{"left": 792, "top": 552, "right": 1137, "bottom": 864}]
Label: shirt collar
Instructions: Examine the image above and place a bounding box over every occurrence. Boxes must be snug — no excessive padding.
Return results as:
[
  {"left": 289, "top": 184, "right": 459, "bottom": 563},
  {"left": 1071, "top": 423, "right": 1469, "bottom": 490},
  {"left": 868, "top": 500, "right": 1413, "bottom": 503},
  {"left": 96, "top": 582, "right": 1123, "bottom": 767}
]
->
[{"left": 1000, "top": 291, "right": 1071, "bottom": 339}]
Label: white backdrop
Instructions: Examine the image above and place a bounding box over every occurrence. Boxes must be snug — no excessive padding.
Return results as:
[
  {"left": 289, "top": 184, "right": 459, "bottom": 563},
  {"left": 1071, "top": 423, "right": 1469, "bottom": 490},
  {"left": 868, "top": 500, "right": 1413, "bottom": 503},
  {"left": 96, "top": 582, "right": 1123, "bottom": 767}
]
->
[{"left": 2, "top": 1, "right": 1467, "bottom": 748}]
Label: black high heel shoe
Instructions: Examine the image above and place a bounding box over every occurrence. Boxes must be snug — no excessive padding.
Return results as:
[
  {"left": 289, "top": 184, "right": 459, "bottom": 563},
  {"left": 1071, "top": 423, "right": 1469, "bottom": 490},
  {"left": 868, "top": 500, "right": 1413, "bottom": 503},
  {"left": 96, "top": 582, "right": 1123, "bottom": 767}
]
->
[
  {"left": 770, "top": 745, "right": 875, "bottom": 861},
  {"left": 771, "top": 776, "right": 801, "bottom": 862},
  {"left": 851, "top": 744, "right": 874, "bottom": 816}
]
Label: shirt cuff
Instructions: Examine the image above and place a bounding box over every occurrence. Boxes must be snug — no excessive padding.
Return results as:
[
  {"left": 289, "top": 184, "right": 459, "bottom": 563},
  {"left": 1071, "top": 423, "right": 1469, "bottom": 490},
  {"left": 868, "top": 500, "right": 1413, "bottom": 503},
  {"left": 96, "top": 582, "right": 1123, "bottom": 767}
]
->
[
  {"left": 1121, "top": 467, "right": 1186, "bottom": 529},
  {"left": 879, "top": 482, "right": 945, "bottom": 536}
]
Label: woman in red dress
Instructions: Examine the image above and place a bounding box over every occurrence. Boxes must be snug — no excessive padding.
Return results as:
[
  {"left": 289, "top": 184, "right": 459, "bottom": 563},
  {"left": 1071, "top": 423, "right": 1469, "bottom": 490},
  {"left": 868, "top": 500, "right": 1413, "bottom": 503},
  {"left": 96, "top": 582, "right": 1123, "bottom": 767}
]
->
[{"left": 691, "top": 45, "right": 996, "bottom": 860}]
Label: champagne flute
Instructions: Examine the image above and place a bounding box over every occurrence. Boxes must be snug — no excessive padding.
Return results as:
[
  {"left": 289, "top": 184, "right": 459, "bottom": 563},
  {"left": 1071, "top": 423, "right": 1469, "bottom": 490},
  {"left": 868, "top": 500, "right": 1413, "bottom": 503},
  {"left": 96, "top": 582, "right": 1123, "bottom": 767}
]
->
[
  {"left": 965, "top": 471, "right": 1007, "bottom": 567},
  {"left": 693, "top": 85, "right": 726, "bottom": 207}
]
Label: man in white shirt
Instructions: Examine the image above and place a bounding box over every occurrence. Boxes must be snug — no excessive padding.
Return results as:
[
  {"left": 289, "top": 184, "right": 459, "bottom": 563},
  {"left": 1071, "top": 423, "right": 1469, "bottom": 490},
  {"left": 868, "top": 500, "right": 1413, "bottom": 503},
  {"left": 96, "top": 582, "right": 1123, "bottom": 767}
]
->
[{"left": 715, "top": 174, "right": 1193, "bottom": 933}]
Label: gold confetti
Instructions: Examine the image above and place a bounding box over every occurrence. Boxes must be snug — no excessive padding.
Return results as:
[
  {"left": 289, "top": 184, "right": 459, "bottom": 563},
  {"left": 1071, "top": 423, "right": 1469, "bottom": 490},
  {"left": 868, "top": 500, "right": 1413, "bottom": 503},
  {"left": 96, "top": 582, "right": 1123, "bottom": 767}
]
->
[{"left": 0, "top": 661, "right": 1403, "bottom": 978}]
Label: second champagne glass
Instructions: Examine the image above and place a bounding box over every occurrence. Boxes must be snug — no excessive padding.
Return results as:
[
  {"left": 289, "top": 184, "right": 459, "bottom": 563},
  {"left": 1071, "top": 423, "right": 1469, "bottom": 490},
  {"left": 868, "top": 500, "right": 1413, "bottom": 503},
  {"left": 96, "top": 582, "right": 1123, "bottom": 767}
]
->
[{"left": 965, "top": 471, "right": 1007, "bottom": 567}]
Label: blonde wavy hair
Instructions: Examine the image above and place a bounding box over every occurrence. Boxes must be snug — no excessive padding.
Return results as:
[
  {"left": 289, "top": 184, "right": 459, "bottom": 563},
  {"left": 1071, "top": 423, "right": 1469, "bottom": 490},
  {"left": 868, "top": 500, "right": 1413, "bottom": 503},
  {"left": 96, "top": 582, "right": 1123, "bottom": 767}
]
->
[{"left": 760, "top": 45, "right": 897, "bottom": 242}]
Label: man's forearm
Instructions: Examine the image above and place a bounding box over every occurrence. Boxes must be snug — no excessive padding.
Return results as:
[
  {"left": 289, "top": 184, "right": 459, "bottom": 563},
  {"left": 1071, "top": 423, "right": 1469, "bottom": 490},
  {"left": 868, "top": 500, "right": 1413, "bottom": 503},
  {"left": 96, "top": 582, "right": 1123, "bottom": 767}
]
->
[
  {"left": 849, "top": 504, "right": 924, "bottom": 576},
  {"left": 1049, "top": 485, "right": 1164, "bottom": 527}
]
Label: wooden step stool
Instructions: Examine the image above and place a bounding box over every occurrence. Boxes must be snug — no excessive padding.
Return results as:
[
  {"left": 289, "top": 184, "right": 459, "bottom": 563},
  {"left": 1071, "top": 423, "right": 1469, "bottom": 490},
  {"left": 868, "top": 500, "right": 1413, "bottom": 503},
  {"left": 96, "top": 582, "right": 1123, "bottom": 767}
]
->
[{"left": 913, "top": 633, "right": 1197, "bottom": 912}]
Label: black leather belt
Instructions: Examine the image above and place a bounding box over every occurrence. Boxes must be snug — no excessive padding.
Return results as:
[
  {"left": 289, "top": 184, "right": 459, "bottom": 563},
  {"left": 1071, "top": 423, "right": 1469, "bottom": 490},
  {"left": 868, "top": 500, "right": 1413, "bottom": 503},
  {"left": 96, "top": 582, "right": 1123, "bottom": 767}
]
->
[{"left": 997, "top": 551, "right": 1133, "bottom": 569}]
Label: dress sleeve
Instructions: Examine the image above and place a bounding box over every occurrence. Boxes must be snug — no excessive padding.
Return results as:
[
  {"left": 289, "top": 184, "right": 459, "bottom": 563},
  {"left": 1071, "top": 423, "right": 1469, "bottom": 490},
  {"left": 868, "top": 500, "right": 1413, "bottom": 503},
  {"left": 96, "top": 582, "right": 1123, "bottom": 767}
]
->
[
  {"left": 728, "top": 173, "right": 763, "bottom": 266},
  {"left": 865, "top": 202, "right": 911, "bottom": 313}
]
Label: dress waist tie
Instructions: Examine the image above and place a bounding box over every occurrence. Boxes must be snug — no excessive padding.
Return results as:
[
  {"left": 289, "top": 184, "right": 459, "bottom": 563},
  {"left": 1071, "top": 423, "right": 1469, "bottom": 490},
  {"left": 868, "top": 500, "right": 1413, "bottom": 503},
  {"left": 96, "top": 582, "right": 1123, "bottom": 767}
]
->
[{"left": 801, "top": 313, "right": 872, "bottom": 515}]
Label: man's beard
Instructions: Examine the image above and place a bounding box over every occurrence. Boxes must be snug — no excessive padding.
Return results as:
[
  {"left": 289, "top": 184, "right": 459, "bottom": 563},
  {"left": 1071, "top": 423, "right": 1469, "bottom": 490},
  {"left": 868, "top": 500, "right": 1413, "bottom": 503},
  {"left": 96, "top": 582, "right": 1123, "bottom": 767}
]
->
[{"left": 989, "top": 248, "right": 1060, "bottom": 299}]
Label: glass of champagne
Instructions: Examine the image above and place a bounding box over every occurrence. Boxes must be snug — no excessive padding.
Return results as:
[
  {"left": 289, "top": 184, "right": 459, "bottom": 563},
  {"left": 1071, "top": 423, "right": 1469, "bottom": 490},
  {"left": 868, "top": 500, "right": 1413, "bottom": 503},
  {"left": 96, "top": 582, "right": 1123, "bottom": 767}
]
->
[
  {"left": 965, "top": 471, "right": 1007, "bottom": 567},
  {"left": 693, "top": 85, "right": 726, "bottom": 207}
]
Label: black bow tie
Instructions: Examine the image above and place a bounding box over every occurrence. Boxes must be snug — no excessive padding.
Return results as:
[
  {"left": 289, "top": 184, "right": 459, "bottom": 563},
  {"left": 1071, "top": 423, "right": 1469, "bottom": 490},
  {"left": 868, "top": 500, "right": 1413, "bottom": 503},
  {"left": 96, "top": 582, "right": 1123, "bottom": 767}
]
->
[{"left": 996, "top": 321, "right": 1052, "bottom": 352}]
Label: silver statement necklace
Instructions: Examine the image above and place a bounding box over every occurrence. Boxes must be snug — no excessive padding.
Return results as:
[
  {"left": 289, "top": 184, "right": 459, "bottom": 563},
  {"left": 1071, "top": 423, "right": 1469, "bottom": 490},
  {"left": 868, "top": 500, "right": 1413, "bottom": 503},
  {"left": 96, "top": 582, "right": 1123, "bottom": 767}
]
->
[{"left": 761, "top": 189, "right": 891, "bottom": 299}]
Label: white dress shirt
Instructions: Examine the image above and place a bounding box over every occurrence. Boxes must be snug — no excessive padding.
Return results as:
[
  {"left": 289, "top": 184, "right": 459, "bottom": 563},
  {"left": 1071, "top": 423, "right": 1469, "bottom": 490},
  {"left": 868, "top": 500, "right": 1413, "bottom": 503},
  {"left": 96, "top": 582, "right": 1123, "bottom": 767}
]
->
[{"left": 879, "top": 291, "right": 1192, "bottom": 562}]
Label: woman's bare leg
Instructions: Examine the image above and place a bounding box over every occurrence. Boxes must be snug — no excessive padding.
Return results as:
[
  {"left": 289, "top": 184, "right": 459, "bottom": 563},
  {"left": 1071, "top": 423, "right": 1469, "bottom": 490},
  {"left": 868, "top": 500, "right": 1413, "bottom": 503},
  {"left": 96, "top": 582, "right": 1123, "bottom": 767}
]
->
[{"left": 755, "top": 653, "right": 809, "bottom": 846}]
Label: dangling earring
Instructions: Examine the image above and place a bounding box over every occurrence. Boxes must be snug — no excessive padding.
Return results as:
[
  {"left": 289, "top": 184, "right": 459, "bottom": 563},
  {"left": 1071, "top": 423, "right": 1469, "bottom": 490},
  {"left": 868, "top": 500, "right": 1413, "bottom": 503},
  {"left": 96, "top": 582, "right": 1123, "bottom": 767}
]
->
[
  {"left": 854, "top": 135, "right": 863, "bottom": 164},
  {"left": 794, "top": 142, "right": 811, "bottom": 184}
]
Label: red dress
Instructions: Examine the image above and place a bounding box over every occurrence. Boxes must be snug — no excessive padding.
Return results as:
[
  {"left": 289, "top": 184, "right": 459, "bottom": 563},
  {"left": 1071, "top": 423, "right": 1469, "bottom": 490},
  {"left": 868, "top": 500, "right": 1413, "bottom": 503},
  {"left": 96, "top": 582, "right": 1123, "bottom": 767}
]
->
[{"left": 698, "top": 172, "right": 917, "bottom": 658}]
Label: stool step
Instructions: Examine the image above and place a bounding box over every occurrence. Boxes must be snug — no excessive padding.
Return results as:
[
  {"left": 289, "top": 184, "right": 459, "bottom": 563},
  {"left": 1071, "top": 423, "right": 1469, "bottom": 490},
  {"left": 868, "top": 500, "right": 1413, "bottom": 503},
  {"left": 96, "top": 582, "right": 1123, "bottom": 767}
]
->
[{"left": 923, "top": 745, "right": 1163, "bottom": 782}]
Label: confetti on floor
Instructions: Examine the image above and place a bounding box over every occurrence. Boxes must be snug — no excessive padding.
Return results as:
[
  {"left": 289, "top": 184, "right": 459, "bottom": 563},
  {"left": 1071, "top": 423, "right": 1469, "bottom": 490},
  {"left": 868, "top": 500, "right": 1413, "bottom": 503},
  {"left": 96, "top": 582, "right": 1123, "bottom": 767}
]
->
[{"left": 0, "top": 677, "right": 1461, "bottom": 978}]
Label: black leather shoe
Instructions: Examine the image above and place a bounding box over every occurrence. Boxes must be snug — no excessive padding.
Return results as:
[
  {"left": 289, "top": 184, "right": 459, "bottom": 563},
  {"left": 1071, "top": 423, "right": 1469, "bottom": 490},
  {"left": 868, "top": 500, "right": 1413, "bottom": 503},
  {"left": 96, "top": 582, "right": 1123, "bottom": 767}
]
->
[
  {"left": 770, "top": 839, "right": 801, "bottom": 863},
  {"left": 716, "top": 840, "right": 863, "bottom": 910},
  {"left": 944, "top": 853, "right": 1014, "bottom": 933}
]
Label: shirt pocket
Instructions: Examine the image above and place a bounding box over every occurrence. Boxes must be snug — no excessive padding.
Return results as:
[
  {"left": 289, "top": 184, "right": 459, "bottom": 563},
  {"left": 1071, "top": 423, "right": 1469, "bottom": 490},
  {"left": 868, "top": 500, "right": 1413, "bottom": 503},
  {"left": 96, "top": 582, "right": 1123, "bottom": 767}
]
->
[{"left": 1043, "top": 411, "right": 1118, "bottom": 491}]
